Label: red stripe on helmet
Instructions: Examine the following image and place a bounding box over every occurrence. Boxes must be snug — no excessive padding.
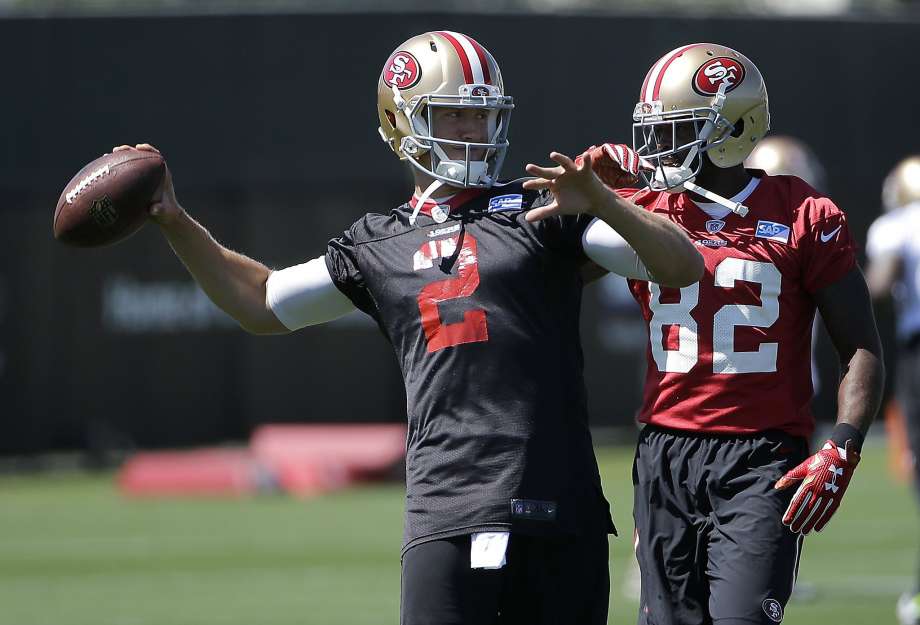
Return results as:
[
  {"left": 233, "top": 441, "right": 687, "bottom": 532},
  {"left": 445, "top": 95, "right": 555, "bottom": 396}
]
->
[
  {"left": 640, "top": 67, "right": 654, "bottom": 101},
  {"left": 652, "top": 43, "right": 703, "bottom": 101},
  {"left": 464, "top": 34, "right": 492, "bottom": 85},
  {"left": 436, "top": 31, "right": 474, "bottom": 84}
]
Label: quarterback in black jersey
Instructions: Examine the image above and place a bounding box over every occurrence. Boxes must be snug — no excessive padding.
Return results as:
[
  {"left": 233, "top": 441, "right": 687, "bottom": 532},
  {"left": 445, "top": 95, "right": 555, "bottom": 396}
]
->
[{"left": 120, "top": 31, "right": 702, "bottom": 625}]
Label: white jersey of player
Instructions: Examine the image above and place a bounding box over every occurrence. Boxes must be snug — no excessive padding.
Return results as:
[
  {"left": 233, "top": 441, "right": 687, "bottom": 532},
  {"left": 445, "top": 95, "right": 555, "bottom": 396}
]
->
[{"left": 866, "top": 201, "right": 920, "bottom": 340}]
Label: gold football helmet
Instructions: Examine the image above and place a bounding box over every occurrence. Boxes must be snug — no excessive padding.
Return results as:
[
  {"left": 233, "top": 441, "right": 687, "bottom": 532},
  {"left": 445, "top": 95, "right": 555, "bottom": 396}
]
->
[
  {"left": 377, "top": 31, "right": 512, "bottom": 189},
  {"left": 633, "top": 43, "right": 770, "bottom": 193},
  {"left": 882, "top": 156, "right": 920, "bottom": 212},
  {"left": 746, "top": 136, "right": 827, "bottom": 192}
]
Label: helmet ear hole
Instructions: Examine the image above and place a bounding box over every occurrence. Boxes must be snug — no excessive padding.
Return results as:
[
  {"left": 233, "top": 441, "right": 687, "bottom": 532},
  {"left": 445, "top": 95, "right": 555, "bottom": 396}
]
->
[
  {"left": 385, "top": 110, "right": 397, "bottom": 130},
  {"left": 730, "top": 118, "right": 745, "bottom": 138}
]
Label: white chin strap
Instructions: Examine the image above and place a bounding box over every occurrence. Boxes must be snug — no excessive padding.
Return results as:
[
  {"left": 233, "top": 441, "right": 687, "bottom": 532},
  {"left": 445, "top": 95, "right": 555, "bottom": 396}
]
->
[
  {"left": 683, "top": 181, "right": 750, "bottom": 217},
  {"left": 654, "top": 165, "right": 695, "bottom": 193},
  {"left": 652, "top": 140, "right": 701, "bottom": 193},
  {"left": 654, "top": 163, "right": 749, "bottom": 217},
  {"left": 651, "top": 106, "right": 749, "bottom": 217},
  {"left": 409, "top": 179, "right": 444, "bottom": 226}
]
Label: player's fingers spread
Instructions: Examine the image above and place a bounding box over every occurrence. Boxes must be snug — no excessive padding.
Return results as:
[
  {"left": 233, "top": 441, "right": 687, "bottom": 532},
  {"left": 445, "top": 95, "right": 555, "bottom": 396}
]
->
[
  {"left": 579, "top": 151, "right": 593, "bottom": 172},
  {"left": 525, "top": 163, "right": 563, "bottom": 179},
  {"left": 112, "top": 145, "right": 133, "bottom": 152},
  {"left": 549, "top": 152, "right": 577, "bottom": 171},
  {"left": 522, "top": 178, "right": 552, "bottom": 191},
  {"left": 135, "top": 143, "right": 160, "bottom": 153}
]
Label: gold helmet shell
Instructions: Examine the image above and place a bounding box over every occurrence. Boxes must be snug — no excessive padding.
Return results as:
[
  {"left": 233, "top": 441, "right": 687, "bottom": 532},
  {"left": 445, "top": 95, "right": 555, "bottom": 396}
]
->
[
  {"left": 633, "top": 43, "right": 769, "bottom": 190},
  {"left": 882, "top": 155, "right": 920, "bottom": 212},
  {"left": 376, "top": 31, "right": 512, "bottom": 188}
]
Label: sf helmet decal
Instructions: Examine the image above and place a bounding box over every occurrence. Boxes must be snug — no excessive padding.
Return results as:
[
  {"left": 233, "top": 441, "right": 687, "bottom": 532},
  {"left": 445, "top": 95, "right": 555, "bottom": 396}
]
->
[
  {"left": 693, "top": 57, "right": 746, "bottom": 96},
  {"left": 383, "top": 50, "right": 422, "bottom": 89}
]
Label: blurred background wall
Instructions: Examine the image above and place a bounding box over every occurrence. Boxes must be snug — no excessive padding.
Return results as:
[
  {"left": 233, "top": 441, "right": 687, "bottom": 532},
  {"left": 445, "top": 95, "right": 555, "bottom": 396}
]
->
[{"left": 1, "top": 6, "right": 918, "bottom": 455}]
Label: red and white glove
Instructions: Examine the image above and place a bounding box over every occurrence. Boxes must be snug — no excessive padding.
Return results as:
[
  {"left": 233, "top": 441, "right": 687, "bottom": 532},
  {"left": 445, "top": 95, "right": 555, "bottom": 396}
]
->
[
  {"left": 775, "top": 440, "right": 860, "bottom": 534},
  {"left": 574, "top": 143, "right": 649, "bottom": 189}
]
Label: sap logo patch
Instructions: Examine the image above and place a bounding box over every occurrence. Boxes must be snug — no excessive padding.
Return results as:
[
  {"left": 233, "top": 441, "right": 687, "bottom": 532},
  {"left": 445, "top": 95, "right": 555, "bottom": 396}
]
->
[
  {"left": 488, "top": 194, "right": 523, "bottom": 213},
  {"left": 755, "top": 220, "right": 791, "bottom": 244}
]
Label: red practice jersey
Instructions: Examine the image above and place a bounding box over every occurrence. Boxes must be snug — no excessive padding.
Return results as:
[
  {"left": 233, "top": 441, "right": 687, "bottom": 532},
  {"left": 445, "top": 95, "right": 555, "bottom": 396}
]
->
[{"left": 622, "top": 173, "right": 856, "bottom": 438}]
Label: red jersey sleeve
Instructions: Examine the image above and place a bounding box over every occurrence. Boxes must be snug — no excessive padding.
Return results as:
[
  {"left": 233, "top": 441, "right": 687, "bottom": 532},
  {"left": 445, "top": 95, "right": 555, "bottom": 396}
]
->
[{"left": 796, "top": 194, "right": 857, "bottom": 293}]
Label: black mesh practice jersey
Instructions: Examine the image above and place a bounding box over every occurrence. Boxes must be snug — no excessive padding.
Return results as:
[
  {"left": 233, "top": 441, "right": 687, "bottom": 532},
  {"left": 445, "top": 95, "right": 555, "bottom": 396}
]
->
[{"left": 324, "top": 181, "right": 615, "bottom": 553}]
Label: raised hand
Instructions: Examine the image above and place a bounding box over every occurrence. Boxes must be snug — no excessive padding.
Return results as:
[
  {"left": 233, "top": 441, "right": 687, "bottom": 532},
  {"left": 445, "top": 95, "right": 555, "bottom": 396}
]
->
[{"left": 523, "top": 151, "right": 608, "bottom": 223}]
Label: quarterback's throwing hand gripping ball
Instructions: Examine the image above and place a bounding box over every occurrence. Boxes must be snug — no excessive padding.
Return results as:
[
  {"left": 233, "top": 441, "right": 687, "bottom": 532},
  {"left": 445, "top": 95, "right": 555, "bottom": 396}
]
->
[{"left": 53, "top": 149, "right": 165, "bottom": 247}]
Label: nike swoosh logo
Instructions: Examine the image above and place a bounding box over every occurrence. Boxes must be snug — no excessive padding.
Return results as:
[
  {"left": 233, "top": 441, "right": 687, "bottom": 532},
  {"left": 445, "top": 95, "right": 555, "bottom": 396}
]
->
[{"left": 820, "top": 225, "right": 842, "bottom": 243}]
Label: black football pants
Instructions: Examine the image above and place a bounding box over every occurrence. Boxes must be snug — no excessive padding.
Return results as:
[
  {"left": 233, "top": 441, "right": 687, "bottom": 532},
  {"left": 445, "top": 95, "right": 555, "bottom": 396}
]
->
[
  {"left": 400, "top": 532, "right": 609, "bottom": 625},
  {"left": 633, "top": 426, "right": 809, "bottom": 625}
]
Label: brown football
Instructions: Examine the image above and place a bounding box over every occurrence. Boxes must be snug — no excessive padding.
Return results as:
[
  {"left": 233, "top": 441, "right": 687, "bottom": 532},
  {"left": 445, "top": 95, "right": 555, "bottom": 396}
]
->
[{"left": 53, "top": 149, "right": 165, "bottom": 247}]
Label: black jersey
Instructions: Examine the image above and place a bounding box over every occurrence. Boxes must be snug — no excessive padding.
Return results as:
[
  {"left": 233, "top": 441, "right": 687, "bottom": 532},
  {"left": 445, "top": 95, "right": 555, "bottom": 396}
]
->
[{"left": 324, "top": 181, "right": 614, "bottom": 552}]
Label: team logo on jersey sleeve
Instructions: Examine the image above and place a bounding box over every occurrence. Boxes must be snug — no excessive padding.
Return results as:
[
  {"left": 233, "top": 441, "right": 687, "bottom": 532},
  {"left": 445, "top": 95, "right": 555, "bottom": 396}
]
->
[
  {"left": 705, "top": 219, "right": 725, "bottom": 234},
  {"left": 383, "top": 51, "right": 421, "bottom": 89},
  {"left": 693, "top": 57, "right": 746, "bottom": 96},
  {"left": 755, "top": 220, "right": 791, "bottom": 244},
  {"left": 488, "top": 194, "right": 523, "bottom": 212}
]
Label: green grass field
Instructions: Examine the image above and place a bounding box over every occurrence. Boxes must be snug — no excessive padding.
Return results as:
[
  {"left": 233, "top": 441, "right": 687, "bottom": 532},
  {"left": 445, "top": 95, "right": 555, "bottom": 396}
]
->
[{"left": 0, "top": 441, "right": 913, "bottom": 625}]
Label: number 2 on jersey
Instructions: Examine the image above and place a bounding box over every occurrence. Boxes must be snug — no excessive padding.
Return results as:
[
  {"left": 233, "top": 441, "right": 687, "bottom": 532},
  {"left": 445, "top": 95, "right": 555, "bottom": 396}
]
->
[
  {"left": 414, "top": 234, "right": 488, "bottom": 353},
  {"left": 648, "top": 257, "right": 781, "bottom": 374}
]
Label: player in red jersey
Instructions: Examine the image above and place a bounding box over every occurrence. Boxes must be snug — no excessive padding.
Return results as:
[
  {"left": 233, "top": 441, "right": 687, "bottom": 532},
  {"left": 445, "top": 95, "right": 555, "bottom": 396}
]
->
[{"left": 588, "top": 43, "right": 885, "bottom": 625}]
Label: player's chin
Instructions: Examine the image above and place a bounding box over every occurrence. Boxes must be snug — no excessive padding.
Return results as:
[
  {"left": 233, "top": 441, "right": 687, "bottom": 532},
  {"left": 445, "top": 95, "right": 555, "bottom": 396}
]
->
[{"left": 445, "top": 148, "right": 486, "bottom": 161}]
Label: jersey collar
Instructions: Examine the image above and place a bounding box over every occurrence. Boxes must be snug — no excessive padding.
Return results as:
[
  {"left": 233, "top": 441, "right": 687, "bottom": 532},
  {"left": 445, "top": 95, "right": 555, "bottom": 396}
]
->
[
  {"left": 409, "top": 187, "right": 487, "bottom": 217},
  {"left": 679, "top": 170, "right": 765, "bottom": 219},
  {"left": 691, "top": 176, "right": 761, "bottom": 219}
]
